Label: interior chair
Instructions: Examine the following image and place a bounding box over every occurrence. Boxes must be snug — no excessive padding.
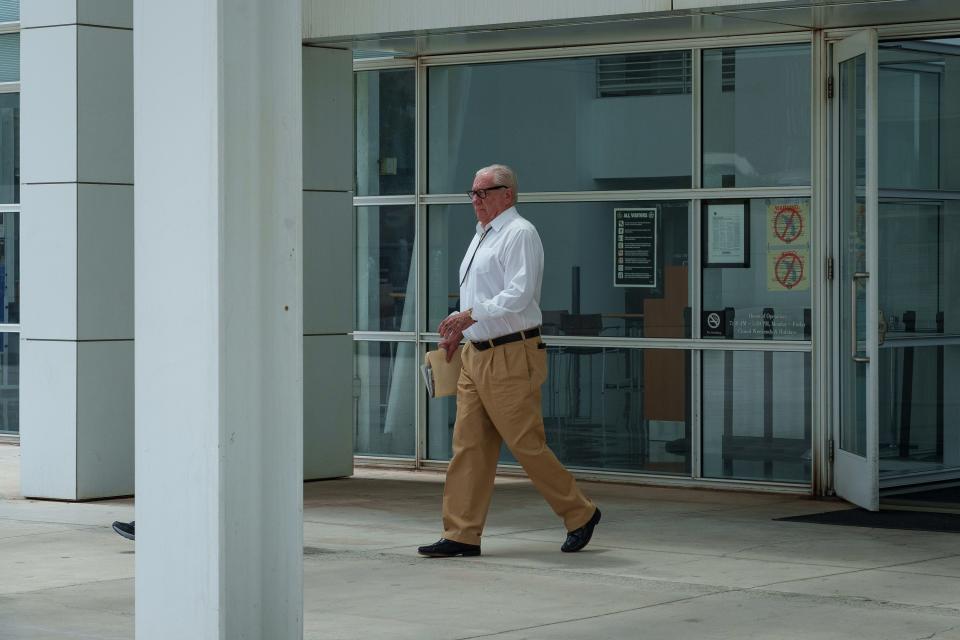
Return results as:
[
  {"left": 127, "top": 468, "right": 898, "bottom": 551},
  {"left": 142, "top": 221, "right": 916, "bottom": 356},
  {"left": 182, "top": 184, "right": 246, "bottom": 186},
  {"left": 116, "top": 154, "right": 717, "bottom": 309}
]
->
[{"left": 557, "top": 312, "right": 615, "bottom": 466}]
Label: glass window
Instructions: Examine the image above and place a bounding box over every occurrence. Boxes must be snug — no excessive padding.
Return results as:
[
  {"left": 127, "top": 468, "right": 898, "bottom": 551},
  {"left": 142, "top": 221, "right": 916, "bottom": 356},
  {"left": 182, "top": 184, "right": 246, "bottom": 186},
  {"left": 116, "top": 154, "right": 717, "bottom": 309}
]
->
[
  {"left": 355, "top": 341, "right": 415, "bottom": 457},
  {"left": 427, "top": 201, "right": 690, "bottom": 338},
  {"left": 878, "top": 344, "right": 960, "bottom": 478},
  {"left": 355, "top": 68, "right": 415, "bottom": 196},
  {"left": 702, "top": 44, "right": 811, "bottom": 188},
  {"left": 0, "top": 332, "right": 17, "bottom": 434},
  {"left": 0, "top": 1, "right": 17, "bottom": 23},
  {"left": 0, "top": 33, "right": 17, "bottom": 83},
  {"left": 879, "top": 38, "right": 960, "bottom": 191},
  {"left": 428, "top": 51, "right": 692, "bottom": 194},
  {"left": 0, "top": 92, "right": 17, "bottom": 204},
  {"left": 702, "top": 350, "right": 810, "bottom": 483},
  {"left": 0, "top": 212, "right": 16, "bottom": 323},
  {"left": 872, "top": 38, "right": 960, "bottom": 478},
  {"left": 878, "top": 200, "right": 956, "bottom": 335},
  {"left": 702, "top": 198, "right": 811, "bottom": 341},
  {"left": 356, "top": 205, "right": 415, "bottom": 331},
  {"left": 428, "top": 345, "right": 690, "bottom": 475}
]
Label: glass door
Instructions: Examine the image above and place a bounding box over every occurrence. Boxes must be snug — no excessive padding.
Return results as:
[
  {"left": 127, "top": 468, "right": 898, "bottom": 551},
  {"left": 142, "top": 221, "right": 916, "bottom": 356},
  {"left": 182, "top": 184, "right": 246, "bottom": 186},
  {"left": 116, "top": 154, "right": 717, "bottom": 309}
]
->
[
  {"left": 875, "top": 37, "right": 960, "bottom": 487},
  {"left": 834, "top": 30, "right": 880, "bottom": 510}
]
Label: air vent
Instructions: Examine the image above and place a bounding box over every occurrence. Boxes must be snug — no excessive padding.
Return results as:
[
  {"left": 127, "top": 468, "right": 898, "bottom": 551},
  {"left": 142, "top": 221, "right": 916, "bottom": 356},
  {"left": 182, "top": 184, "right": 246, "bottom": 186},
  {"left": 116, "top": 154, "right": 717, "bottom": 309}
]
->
[
  {"left": 721, "top": 49, "right": 736, "bottom": 92},
  {"left": 596, "top": 51, "right": 691, "bottom": 98}
]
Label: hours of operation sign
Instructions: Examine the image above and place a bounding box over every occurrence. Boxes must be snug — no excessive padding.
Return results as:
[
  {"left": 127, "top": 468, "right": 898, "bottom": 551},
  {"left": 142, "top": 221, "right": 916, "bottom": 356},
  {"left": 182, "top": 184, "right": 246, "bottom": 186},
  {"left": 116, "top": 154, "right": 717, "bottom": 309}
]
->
[{"left": 614, "top": 207, "right": 658, "bottom": 288}]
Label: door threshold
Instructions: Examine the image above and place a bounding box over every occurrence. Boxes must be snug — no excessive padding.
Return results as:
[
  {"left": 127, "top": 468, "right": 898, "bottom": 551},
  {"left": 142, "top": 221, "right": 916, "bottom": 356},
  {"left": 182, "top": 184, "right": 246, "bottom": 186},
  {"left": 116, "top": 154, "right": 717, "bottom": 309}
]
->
[
  {"left": 880, "top": 479, "right": 960, "bottom": 514},
  {"left": 879, "top": 471, "right": 960, "bottom": 489},
  {"left": 880, "top": 501, "right": 960, "bottom": 515}
]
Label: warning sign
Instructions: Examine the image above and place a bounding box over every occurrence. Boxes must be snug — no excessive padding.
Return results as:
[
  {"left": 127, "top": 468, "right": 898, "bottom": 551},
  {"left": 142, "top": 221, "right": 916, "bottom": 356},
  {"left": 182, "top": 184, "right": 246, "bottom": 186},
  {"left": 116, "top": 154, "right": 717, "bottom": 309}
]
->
[
  {"left": 767, "top": 249, "right": 809, "bottom": 291},
  {"left": 767, "top": 203, "right": 809, "bottom": 246},
  {"left": 767, "top": 201, "right": 810, "bottom": 292},
  {"left": 701, "top": 310, "right": 727, "bottom": 337}
]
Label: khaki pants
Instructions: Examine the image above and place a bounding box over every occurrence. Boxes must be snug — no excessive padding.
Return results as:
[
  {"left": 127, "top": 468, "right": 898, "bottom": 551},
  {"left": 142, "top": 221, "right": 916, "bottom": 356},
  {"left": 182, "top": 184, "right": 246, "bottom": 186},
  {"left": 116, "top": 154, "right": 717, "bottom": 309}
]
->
[{"left": 442, "top": 336, "right": 595, "bottom": 545}]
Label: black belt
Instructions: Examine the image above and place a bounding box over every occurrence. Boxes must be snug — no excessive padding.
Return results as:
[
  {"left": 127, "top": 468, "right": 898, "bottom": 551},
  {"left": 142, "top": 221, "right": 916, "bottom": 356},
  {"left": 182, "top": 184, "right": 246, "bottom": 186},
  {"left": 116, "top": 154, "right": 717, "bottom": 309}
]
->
[{"left": 472, "top": 327, "right": 541, "bottom": 351}]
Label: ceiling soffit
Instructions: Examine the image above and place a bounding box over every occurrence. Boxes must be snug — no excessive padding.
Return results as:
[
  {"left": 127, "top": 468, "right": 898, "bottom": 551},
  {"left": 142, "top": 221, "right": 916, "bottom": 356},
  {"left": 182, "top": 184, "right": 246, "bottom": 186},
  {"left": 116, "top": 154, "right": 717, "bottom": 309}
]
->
[{"left": 304, "top": 1, "right": 960, "bottom": 57}]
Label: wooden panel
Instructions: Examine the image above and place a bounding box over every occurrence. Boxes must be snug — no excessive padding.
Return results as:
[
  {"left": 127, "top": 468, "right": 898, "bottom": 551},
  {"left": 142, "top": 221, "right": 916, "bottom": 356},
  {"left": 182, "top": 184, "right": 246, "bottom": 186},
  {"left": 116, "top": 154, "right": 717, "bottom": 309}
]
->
[{"left": 644, "top": 265, "right": 687, "bottom": 421}]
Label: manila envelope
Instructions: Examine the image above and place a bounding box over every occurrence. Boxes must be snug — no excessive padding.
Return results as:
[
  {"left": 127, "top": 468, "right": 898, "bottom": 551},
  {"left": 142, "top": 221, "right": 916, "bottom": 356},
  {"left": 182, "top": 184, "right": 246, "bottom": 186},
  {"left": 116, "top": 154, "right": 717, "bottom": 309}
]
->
[{"left": 424, "top": 347, "right": 463, "bottom": 398}]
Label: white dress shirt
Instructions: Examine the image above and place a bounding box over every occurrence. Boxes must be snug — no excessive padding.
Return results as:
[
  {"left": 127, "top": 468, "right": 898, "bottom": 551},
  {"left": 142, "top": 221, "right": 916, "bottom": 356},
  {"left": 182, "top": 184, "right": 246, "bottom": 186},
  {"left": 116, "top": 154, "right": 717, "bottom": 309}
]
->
[{"left": 458, "top": 206, "right": 544, "bottom": 342}]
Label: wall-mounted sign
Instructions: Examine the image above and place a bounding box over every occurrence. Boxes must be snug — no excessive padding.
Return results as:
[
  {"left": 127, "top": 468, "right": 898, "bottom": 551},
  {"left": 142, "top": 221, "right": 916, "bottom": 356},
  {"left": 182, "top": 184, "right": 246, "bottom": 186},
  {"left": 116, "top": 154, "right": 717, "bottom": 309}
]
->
[
  {"left": 767, "top": 248, "right": 809, "bottom": 291},
  {"left": 702, "top": 309, "right": 727, "bottom": 338},
  {"left": 728, "top": 307, "right": 809, "bottom": 340},
  {"left": 766, "top": 201, "right": 810, "bottom": 292},
  {"left": 614, "top": 207, "right": 658, "bottom": 288},
  {"left": 767, "top": 202, "right": 809, "bottom": 246},
  {"left": 703, "top": 200, "right": 750, "bottom": 268}
]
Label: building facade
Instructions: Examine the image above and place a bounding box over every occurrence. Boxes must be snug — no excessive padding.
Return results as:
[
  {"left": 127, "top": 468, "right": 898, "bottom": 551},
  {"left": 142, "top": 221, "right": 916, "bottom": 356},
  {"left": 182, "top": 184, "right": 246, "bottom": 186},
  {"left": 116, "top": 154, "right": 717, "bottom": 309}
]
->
[
  {"left": 5, "top": 0, "right": 959, "bottom": 516},
  {"left": 0, "top": 1, "right": 954, "bottom": 636},
  {"left": 326, "top": 0, "right": 960, "bottom": 511}
]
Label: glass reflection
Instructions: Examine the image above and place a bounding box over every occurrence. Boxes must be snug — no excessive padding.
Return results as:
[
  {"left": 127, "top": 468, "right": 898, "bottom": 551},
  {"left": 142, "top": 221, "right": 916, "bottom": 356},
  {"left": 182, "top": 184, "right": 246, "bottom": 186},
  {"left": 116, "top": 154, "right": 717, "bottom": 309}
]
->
[
  {"left": 838, "top": 53, "right": 867, "bottom": 456},
  {"left": 702, "top": 44, "right": 811, "bottom": 188},
  {"left": 0, "top": 93, "right": 18, "bottom": 204},
  {"left": 355, "top": 69, "right": 415, "bottom": 196},
  {"left": 356, "top": 206, "right": 415, "bottom": 332},
  {"left": 0, "top": 212, "right": 17, "bottom": 324},
  {"left": 702, "top": 350, "right": 811, "bottom": 483},
  {"left": 871, "top": 38, "right": 960, "bottom": 478},
  {"left": 0, "top": 1, "right": 17, "bottom": 23},
  {"left": 0, "top": 35, "right": 17, "bottom": 84},
  {"left": 428, "top": 52, "right": 692, "bottom": 193},
  {"left": 428, "top": 201, "right": 690, "bottom": 338},
  {"left": 878, "top": 345, "right": 960, "bottom": 477},
  {"left": 429, "top": 345, "right": 690, "bottom": 475},
  {"left": 0, "top": 332, "right": 17, "bottom": 434},
  {"left": 879, "top": 39, "right": 960, "bottom": 192},
  {"left": 355, "top": 341, "right": 415, "bottom": 457}
]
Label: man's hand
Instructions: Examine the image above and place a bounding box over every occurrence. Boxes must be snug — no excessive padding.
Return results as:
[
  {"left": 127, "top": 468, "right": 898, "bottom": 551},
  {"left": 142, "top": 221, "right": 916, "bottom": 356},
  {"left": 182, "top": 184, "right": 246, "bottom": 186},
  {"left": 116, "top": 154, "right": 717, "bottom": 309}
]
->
[
  {"left": 438, "top": 310, "right": 476, "bottom": 338},
  {"left": 439, "top": 331, "right": 463, "bottom": 362}
]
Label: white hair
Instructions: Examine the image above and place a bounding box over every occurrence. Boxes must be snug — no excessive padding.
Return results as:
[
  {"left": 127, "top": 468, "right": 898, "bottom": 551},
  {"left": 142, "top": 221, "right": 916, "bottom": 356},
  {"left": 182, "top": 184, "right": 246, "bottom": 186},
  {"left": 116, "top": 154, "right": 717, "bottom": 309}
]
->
[{"left": 476, "top": 164, "right": 518, "bottom": 204}]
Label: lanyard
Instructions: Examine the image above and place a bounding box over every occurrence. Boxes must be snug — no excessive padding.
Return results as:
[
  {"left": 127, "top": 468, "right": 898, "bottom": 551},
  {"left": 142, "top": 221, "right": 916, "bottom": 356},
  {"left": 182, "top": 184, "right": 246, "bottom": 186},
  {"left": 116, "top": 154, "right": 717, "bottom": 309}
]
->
[{"left": 459, "top": 227, "right": 492, "bottom": 287}]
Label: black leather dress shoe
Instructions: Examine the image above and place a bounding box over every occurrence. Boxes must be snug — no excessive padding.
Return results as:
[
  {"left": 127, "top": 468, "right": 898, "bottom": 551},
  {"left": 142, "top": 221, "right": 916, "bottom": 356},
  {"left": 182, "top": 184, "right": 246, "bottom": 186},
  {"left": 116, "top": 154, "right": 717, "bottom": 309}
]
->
[
  {"left": 561, "top": 508, "right": 601, "bottom": 553},
  {"left": 417, "top": 538, "right": 481, "bottom": 558}
]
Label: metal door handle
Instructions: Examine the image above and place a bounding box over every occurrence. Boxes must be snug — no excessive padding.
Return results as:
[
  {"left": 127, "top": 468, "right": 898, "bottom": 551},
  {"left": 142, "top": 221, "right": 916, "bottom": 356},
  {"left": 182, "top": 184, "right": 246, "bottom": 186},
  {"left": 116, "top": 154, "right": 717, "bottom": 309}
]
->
[{"left": 851, "top": 272, "right": 870, "bottom": 363}]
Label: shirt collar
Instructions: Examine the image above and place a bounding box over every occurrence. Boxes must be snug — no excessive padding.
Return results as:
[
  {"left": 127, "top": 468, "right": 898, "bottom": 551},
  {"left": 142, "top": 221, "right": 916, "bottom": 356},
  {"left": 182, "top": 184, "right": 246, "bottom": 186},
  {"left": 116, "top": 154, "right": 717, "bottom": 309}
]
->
[{"left": 476, "top": 206, "right": 519, "bottom": 235}]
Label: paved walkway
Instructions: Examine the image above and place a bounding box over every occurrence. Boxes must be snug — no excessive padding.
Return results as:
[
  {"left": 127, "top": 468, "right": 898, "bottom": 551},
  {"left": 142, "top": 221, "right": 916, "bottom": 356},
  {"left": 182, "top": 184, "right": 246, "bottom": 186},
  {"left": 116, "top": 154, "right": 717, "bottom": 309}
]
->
[{"left": 1, "top": 443, "right": 959, "bottom": 639}]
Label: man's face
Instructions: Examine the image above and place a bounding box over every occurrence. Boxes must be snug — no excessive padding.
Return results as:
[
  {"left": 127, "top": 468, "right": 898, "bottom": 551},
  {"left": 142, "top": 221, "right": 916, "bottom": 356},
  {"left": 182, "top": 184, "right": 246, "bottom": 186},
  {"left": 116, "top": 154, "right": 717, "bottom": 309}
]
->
[{"left": 470, "top": 172, "right": 513, "bottom": 226}]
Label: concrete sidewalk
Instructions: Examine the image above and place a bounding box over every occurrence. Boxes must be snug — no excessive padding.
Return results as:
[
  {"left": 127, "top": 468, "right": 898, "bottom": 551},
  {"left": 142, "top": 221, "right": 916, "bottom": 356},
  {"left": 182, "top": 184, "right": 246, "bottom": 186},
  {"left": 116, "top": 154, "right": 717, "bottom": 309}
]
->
[{"left": 1, "top": 443, "right": 959, "bottom": 639}]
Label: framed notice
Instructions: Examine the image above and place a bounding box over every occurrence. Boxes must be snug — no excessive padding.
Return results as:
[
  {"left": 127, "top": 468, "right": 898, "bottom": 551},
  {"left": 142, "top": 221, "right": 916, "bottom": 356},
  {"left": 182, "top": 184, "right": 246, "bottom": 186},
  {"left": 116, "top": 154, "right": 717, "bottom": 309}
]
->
[
  {"left": 702, "top": 200, "right": 750, "bottom": 268},
  {"left": 614, "top": 207, "right": 658, "bottom": 288}
]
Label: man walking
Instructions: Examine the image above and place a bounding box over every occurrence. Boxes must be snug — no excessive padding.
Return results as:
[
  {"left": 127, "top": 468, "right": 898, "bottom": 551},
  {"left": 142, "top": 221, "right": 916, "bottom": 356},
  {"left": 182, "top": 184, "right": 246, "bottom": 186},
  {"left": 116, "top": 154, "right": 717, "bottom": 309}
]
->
[{"left": 418, "top": 164, "right": 600, "bottom": 558}]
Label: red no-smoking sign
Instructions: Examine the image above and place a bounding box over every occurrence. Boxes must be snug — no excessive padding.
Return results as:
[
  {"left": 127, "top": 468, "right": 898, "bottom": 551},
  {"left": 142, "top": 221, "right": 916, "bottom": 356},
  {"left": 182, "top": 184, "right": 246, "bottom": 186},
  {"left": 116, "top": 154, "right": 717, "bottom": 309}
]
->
[
  {"left": 773, "top": 205, "right": 804, "bottom": 244},
  {"left": 774, "top": 251, "right": 804, "bottom": 289}
]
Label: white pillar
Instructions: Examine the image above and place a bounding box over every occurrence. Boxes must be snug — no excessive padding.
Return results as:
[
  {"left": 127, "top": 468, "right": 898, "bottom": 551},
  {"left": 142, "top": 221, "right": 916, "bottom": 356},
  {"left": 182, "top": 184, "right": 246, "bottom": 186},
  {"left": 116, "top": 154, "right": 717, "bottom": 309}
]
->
[
  {"left": 134, "top": 1, "right": 303, "bottom": 637},
  {"left": 19, "top": 1, "right": 135, "bottom": 500}
]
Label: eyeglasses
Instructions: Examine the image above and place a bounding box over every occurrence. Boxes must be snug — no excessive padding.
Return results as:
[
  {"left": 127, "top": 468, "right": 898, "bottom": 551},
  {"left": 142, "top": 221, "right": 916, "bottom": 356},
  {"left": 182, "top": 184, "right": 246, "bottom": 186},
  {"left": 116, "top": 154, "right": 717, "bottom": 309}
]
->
[{"left": 467, "top": 185, "right": 508, "bottom": 200}]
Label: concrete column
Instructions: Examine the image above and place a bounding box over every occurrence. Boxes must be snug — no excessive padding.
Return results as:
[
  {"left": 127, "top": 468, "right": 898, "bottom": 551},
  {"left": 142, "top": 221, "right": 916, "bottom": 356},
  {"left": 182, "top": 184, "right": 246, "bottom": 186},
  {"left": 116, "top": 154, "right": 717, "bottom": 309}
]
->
[
  {"left": 134, "top": 1, "right": 302, "bottom": 637},
  {"left": 19, "top": 1, "right": 134, "bottom": 499},
  {"left": 303, "top": 46, "right": 354, "bottom": 480}
]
